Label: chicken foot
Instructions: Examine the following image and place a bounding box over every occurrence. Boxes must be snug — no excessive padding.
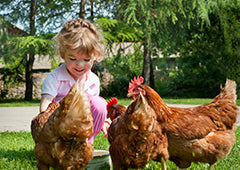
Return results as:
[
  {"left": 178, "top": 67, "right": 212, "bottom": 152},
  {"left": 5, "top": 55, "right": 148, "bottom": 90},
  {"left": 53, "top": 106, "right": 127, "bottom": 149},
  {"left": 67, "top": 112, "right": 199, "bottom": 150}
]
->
[
  {"left": 209, "top": 164, "right": 215, "bottom": 170},
  {"left": 161, "top": 157, "right": 167, "bottom": 170}
]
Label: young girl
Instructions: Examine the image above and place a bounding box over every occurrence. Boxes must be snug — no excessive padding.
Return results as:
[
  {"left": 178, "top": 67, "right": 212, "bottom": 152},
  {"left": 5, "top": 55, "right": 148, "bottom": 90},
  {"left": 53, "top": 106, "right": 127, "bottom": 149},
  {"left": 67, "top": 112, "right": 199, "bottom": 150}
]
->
[{"left": 40, "top": 18, "right": 109, "bottom": 144}]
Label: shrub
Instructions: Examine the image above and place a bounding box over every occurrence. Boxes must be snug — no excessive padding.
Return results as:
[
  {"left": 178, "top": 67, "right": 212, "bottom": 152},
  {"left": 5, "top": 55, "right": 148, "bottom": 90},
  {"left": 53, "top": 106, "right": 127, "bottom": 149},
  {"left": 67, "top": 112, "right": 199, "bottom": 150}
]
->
[{"left": 101, "top": 76, "right": 130, "bottom": 98}]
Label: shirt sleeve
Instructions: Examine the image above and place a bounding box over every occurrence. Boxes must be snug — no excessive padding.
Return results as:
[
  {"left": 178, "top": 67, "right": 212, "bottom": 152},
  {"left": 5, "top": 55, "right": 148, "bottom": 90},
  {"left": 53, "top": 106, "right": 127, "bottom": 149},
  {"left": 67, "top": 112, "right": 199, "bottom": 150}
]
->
[{"left": 41, "top": 72, "right": 59, "bottom": 97}]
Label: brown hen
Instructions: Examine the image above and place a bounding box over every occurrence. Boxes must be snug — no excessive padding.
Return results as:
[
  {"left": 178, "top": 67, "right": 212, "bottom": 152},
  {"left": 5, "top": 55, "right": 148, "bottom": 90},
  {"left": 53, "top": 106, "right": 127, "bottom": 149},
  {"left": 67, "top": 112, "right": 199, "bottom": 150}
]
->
[
  {"left": 108, "top": 92, "right": 169, "bottom": 170},
  {"left": 31, "top": 79, "right": 93, "bottom": 170},
  {"left": 127, "top": 76, "right": 239, "bottom": 170}
]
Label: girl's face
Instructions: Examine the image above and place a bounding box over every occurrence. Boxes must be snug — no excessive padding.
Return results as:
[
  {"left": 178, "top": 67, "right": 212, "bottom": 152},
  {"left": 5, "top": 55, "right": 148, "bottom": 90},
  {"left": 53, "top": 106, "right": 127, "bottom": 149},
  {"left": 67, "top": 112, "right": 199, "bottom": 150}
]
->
[{"left": 61, "top": 49, "right": 94, "bottom": 81}]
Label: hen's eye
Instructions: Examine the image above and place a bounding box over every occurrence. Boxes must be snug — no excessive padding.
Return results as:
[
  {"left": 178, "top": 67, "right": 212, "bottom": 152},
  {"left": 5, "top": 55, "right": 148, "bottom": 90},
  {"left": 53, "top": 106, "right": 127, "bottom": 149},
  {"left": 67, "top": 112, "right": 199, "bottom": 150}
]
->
[
  {"left": 70, "top": 58, "right": 76, "bottom": 61},
  {"left": 84, "top": 58, "right": 91, "bottom": 62}
]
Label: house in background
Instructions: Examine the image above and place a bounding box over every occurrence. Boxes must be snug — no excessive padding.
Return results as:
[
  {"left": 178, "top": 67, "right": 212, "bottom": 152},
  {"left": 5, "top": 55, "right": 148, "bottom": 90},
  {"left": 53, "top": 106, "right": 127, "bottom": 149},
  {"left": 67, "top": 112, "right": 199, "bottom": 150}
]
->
[
  {"left": 0, "top": 18, "right": 54, "bottom": 99},
  {"left": 0, "top": 16, "right": 53, "bottom": 72},
  {"left": 0, "top": 17, "right": 178, "bottom": 99}
]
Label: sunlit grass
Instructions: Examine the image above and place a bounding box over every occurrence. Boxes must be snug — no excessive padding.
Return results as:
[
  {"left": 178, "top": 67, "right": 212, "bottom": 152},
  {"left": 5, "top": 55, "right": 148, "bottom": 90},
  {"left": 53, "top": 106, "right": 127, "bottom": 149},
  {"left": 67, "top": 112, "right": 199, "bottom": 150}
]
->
[
  {"left": 1, "top": 98, "right": 240, "bottom": 107},
  {"left": 0, "top": 99, "right": 41, "bottom": 107},
  {"left": 117, "top": 98, "right": 240, "bottom": 106},
  {"left": 0, "top": 127, "right": 239, "bottom": 170},
  {"left": 0, "top": 96, "right": 239, "bottom": 169},
  {"left": 0, "top": 132, "right": 37, "bottom": 170}
]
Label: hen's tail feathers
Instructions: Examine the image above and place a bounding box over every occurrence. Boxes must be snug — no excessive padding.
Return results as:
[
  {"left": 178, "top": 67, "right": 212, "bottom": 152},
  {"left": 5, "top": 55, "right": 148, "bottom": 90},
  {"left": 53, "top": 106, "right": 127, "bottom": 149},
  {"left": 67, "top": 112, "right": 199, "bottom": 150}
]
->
[
  {"left": 56, "top": 79, "right": 93, "bottom": 141},
  {"left": 234, "top": 108, "right": 240, "bottom": 131},
  {"left": 220, "top": 79, "right": 240, "bottom": 131},
  {"left": 211, "top": 79, "right": 239, "bottom": 130},
  {"left": 219, "top": 79, "right": 237, "bottom": 102},
  {"left": 31, "top": 79, "right": 93, "bottom": 143}
]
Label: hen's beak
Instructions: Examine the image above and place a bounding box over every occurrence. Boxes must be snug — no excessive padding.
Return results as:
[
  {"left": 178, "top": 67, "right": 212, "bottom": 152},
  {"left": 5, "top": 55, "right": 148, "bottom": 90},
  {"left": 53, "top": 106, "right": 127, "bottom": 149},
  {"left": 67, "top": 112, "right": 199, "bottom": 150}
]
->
[
  {"left": 127, "top": 92, "right": 137, "bottom": 100},
  {"left": 127, "top": 91, "right": 140, "bottom": 100},
  {"left": 127, "top": 92, "right": 134, "bottom": 98}
]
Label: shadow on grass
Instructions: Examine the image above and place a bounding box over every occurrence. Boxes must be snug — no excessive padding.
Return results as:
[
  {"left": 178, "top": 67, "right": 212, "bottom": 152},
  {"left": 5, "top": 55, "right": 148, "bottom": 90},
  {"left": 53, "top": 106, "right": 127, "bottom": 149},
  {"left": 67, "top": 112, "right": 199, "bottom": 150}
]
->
[{"left": 0, "top": 147, "right": 36, "bottom": 165}]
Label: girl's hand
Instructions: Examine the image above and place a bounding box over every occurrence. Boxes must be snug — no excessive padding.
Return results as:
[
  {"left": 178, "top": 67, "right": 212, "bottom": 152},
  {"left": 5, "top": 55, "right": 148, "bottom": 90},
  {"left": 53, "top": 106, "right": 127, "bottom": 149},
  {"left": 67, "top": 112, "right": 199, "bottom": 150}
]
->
[
  {"left": 102, "top": 121, "right": 110, "bottom": 138},
  {"left": 75, "top": 73, "right": 87, "bottom": 87}
]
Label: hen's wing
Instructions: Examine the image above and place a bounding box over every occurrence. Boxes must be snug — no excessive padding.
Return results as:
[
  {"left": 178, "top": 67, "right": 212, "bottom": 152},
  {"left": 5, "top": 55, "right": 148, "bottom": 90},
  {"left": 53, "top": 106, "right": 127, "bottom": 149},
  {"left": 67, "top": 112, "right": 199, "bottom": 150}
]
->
[
  {"left": 168, "top": 130, "right": 236, "bottom": 169},
  {"left": 53, "top": 79, "right": 93, "bottom": 141},
  {"left": 162, "top": 79, "right": 239, "bottom": 169},
  {"left": 109, "top": 92, "right": 169, "bottom": 170},
  {"left": 31, "top": 102, "right": 60, "bottom": 143},
  {"left": 31, "top": 79, "right": 94, "bottom": 170},
  {"left": 207, "top": 79, "right": 239, "bottom": 129}
]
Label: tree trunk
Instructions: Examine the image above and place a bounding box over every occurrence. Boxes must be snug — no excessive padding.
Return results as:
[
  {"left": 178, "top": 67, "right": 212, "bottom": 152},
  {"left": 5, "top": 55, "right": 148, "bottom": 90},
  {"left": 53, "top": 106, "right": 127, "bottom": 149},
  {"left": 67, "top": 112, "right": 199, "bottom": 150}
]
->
[
  {"left": 25, "top": 52, "right": 35, "bottom": 100},
  {"left": 142, "top": 37, "right": 155, "bottom": 88},
  {"left": 80, "top": 0, "right": 86, "bottom": 19},
  {"left": 150, "top": 55, "right": 155, "bottom": 89},
  {"left": 25, "top": 0, "right": 36, "bottom": 101},
  {"left": 143, "top": 41, "right": 151, "bottom": 86},
  {"left": 90, "top": 0, "right": 94, "bottom": 21}
]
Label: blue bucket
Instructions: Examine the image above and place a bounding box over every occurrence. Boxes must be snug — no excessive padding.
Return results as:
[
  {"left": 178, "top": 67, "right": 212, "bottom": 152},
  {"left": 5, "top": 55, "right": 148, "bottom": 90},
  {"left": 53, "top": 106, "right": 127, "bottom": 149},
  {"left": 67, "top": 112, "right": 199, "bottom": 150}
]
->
[{"left": 86, "top": 149, "right": 111, "bottom": 170}]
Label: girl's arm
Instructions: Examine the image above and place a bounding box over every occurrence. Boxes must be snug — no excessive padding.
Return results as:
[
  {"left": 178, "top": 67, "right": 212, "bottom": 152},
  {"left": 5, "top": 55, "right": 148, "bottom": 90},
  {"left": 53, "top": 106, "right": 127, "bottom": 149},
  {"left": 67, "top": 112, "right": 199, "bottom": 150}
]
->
[{"left": 40, "top": 94, "right": 54, "bottom": 112}]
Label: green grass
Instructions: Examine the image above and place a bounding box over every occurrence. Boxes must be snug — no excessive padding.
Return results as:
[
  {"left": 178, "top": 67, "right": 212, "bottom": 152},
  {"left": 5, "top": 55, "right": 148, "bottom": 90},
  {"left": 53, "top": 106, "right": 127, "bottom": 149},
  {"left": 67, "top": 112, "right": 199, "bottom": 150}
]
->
[
  {"left": 0, "top": 132, "right": 37, "bottom": 170},
  {"left": 0, "top": 99, "right": 41, "bottom": 107},
  {"left": 111, "top": 98, "right": 240, "bottom": 106},
  {"left": 0, "top": 128, "right": 240, "bottom": 170},
  {"left": 1, "top": 98, "right": 239, "bottom": 107}
]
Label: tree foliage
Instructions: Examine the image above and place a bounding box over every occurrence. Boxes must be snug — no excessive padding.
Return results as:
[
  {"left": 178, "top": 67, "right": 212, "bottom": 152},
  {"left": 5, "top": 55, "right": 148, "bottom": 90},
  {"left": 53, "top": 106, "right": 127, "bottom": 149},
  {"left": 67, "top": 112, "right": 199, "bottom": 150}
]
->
[
  {"left": 0, "top": 21, "right": 53, "bottom": 98},
  {"left": 1, "top": 0, "right": 240, "bottom": 99},
  {"left": 165, "top": 0, "right": 240, "bottom": 97},
  {"left": 96, "top": 17, "right": 143, "bottom": 44},
  {"left": 123, "top": 0, "right": 240, "bottom": 96},
  {"left": 101, "top": 44, "right": 143, "bottom": 97},
  {"left": 0, "top": 0, "right": 55, "bottom": 100}
]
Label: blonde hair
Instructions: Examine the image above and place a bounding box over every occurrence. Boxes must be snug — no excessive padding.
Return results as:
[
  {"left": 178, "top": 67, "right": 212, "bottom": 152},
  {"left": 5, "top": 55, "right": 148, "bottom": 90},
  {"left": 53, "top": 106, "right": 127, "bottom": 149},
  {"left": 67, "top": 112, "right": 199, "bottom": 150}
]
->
[{"left": 54, "top": 18, "right": 104, "bottom": 61}]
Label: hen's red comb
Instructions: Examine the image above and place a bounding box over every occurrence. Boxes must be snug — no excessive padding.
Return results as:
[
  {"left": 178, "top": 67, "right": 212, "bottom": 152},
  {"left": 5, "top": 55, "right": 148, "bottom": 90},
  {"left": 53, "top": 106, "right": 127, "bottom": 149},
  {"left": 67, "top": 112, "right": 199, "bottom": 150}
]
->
[
  {"left": 107, "top": 97, "right": 118, "bottom": 112},
  {"left": 128, "top": 76, "right": 144, "bottom": 92}
]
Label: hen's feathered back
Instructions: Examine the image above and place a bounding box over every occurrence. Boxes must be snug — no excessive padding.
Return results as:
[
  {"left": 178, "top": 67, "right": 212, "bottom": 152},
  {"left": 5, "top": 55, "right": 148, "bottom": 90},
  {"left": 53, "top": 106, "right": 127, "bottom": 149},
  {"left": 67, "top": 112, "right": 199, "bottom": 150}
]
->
[
  {"left": 108, "top": 92, "right": 169, "bottom": 170},
  {"left": 126, "top": 77, "right": 239, "bottom": 169},
  {"left": 200, "top": 79, "right": 239, "bottom": 130},
  {"left": 127, "top": 76, "right": 175, "bottom": 122},
  {"left": 54, "top": 79, "right": 93, "bottom": 140},
  {"left": 31, "top": 79, "right": 93, "bottom": 170},
  {"left": 214, "top": 79, "right": 237, "bottom": 103}
]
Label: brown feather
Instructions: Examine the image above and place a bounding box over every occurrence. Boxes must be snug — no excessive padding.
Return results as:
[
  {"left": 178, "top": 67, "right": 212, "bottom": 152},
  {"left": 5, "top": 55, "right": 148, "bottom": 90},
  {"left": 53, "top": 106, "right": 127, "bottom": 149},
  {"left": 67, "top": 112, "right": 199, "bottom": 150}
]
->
[
  {"left": 108, "top": 93, "right": 169, "bottom": 170},
  {"left": 128, "top": 79, "right": 239, "bottom": 169},
  {"left": 31, "top": 80, "right": 93, "bottom": 170}
]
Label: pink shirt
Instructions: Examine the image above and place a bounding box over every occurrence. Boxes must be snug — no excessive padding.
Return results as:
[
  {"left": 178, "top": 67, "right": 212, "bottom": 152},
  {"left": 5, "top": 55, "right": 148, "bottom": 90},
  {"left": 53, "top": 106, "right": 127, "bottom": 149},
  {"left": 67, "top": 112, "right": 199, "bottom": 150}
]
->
[{"left": 41, "top": 63, "right": 100, "bottom": 102}]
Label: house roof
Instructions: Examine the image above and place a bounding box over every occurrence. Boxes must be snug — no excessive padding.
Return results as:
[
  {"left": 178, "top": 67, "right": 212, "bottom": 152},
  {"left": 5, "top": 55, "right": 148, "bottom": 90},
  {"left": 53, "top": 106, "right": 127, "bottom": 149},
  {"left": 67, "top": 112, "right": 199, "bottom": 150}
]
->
[
  {"left": 6, "top": 23, "right": 28, "bottom": 36},
  {"left": 0, "top": 16, "right": 28, "bottom": 36},
  {"left": 0, "top": 17, "right": 52, "bottom": 71}
]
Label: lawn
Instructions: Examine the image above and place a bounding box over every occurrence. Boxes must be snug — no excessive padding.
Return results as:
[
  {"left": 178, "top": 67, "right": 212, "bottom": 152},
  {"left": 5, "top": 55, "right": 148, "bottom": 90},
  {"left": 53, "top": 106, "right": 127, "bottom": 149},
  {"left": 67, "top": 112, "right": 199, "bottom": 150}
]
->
[
  {"left": 0, "top": 128, "right": 239, "bottom": 170},
  {"left": 0, "top": 98, "right": 239, "bottom": 169}
]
